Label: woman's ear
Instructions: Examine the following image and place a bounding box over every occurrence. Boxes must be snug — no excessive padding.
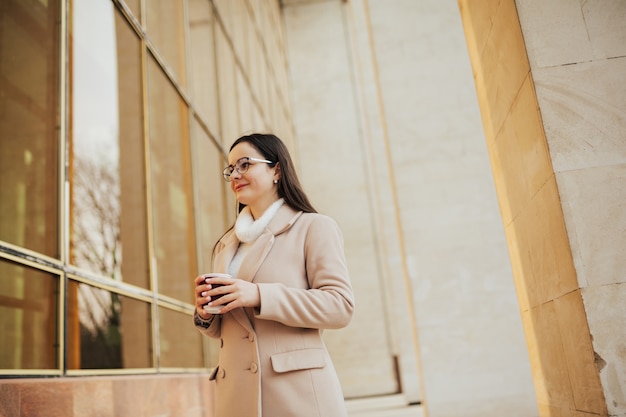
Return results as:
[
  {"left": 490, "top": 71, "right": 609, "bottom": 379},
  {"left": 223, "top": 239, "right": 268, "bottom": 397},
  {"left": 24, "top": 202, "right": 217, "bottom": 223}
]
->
[{"left": 273, "top": 162, "right": 281, "bottom": 181}]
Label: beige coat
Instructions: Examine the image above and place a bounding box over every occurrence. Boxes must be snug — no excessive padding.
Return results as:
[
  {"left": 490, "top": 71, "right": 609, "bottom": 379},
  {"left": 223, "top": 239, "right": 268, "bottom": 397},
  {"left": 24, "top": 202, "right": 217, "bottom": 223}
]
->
[{"left": 196, "top": 204, "right": 354, "bottom": 417}]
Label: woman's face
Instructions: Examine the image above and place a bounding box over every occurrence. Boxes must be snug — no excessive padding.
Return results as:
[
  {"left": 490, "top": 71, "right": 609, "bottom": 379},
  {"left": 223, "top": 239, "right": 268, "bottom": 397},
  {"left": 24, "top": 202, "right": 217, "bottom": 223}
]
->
[{"left": 227, "top": 141, "right": 279, "bottom": 217}]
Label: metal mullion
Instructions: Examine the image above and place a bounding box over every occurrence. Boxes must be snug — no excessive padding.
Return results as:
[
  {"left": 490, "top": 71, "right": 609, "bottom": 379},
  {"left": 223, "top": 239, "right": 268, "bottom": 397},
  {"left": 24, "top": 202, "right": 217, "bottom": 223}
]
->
[
  {"left": 66, "top": 272, "right": 154, "bottom": 304},
  {"left": 139, "top": 35, "right": 159, "bottom": 372},
  {"left": 0, "top": 250, "right": 62, "bottom": 276},
  {"left": 155, "top": 294, "right": 195, "bottom": 315},
  {"left": 58, "top": 0, "right": 71, "bottom": 375}
]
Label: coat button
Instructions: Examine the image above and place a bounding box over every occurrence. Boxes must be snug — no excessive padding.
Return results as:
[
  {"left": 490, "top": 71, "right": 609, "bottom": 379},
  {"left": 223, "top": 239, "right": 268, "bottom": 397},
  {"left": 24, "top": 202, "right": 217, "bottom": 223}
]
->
[{"left": 250, "top": 363, "right": 258, "bottom": 373}]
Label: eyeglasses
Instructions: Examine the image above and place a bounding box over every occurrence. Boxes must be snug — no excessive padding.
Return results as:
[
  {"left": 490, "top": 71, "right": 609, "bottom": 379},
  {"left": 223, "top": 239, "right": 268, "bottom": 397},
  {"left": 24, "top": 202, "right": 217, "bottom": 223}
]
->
[{"left": 222, "top": 157, "right": 273, "bottom": 182}]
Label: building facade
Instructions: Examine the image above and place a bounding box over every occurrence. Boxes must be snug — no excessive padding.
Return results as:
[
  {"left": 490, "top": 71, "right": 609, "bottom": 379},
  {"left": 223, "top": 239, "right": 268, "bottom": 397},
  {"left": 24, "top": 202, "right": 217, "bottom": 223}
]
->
[
  {"left": 1, "top": 0, "right": 624, "bottom": 417},
  {"left": 1, "top": 0, "right": 292, "bottom": 415}
]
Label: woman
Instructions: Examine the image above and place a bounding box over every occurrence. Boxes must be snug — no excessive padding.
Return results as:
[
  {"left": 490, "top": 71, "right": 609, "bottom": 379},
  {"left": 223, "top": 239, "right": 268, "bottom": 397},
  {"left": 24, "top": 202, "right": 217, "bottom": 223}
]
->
[{"left": 193, "top": 133, "right": 354, "bottom": 417}]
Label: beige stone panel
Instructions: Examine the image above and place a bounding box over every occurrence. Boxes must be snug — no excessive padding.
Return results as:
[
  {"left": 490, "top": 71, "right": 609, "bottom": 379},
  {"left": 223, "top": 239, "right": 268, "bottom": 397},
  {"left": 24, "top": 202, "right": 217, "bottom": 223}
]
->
[
  {"left": 491, "top": 74, "right": 553, "bottom": 225},
  {"left": 458, "top": 0, "right": 503, "bottom": 144},
  {"left": 283, "top": 0, "right": 398, "bottom": 397},
  {"left": 533, "top": 58, "right": 626, "bottom": 173},
  {"left": 345, "top": 0, "right": 423, "bottom": 403},
  {"left": 515, "top": 0, "right": 594, "bottom": 68},
  {"left": 528, "top": 301, "right": 575, "bottom": 412},
  {"left": 457, "top": 0, "right": 501, "bottom": 61},
  {"left": 537, "top": 404, "right": 573, "bottom": 417},
  {"left": 458, "top": 10, "right": 493, "bottom": 146},
  {"left": 557, "top": 166, "right": 626, "bottom": 288},
  {"left": 582, "top": 0, "right": 626, "bottom": 59},
  {"left": 213, "top": 0, "right": 234, "bottom": 43},
  {"left": 504, "top": 216, "right": 531, "bottom": 312},
  {"left": 554, "top": 290, "right": 607, "bottom": 415},
  {"left": 582, "top": 284, "right": 626, "bottom": 415},
  {"left": 479, "top": 0, "right": 530, "bottom": 141},
  {"left": 512, "top": 177, "right": 578, "bottom": 307}
]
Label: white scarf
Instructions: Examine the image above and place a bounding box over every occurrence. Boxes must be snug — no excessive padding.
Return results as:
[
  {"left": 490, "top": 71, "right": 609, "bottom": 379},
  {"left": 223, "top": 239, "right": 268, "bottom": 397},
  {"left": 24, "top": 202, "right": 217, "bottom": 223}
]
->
[
  {"left": 229, "top": 199, "right": 284, "bottom": 276},
  {"left": 235, "top": 198, "right": 284, "bottom": 243}
]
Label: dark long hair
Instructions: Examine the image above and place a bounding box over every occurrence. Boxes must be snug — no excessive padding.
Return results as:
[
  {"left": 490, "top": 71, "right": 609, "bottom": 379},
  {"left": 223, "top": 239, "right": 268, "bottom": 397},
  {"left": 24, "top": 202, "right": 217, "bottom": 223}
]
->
[
  {"left": 212, "top": 133, "right": 317, "bottom": 259},
  {"left": 230, "top": 133, "right": 317, "bottom": 214}
]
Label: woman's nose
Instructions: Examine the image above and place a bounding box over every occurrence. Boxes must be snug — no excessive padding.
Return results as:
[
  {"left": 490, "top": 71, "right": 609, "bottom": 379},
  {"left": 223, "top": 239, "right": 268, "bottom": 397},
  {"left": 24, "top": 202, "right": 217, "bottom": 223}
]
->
[{"left": 230, "top": 169, "right": 242, "bottom": 180}]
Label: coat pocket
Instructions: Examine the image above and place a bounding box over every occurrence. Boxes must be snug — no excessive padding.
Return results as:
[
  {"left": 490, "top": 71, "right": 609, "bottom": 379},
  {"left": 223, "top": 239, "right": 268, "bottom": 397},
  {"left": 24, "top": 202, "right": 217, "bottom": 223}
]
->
[{"left": 270, "top": 348, "right": 327, "bottom": 373}]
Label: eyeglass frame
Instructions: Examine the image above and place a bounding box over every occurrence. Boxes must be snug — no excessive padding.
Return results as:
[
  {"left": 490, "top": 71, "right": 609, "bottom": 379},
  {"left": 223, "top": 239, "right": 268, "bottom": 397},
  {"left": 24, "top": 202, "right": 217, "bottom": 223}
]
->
[{"left": 222, "top": 156, "right": 274, "bottom": 182}]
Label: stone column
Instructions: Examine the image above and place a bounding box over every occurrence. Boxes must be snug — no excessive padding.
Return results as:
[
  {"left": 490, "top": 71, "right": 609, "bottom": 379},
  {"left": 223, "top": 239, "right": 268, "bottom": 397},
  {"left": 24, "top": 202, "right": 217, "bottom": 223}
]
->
[{"left": 458, "top": 0, "right": 626, "bottom": 415}]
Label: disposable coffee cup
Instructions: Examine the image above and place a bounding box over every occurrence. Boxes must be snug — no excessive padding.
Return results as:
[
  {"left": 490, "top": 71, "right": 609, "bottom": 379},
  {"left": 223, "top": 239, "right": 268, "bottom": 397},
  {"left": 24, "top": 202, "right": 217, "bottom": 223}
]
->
[{"left": 202, "top": 273, "right": 231, "bottom": 314}]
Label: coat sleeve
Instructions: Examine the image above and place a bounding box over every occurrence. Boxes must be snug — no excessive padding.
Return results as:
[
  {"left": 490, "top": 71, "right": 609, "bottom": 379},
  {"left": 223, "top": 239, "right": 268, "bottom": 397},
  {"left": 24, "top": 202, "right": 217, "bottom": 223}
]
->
[{"left": 255, "top": 215, "right": 354, "bottom": 329}]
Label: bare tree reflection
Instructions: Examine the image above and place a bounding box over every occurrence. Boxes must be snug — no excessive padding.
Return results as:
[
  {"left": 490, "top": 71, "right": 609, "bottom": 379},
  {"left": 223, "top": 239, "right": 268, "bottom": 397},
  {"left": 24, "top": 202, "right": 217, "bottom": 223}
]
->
[{"left": 72, "top": 154, "right": 123, "bottom": 368}]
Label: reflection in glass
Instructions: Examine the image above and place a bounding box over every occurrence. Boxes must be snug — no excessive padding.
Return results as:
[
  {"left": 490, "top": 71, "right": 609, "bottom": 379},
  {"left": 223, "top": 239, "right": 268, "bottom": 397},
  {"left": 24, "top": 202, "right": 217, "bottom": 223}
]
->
[
  {"left": 158, "top": 307, "right": 203, "bottom": 368},
  {"left": 147, "top": 55, "right": 195, "bottom": 302},
  {"left": 0, "top": 0, "right": 60, "bottom": 257},
  {"left": 67, "top": 281, "right": 152, "bottom": 369},
  {"left": 192, "top": 119, "right": 229, "bottom": 273},
  {"left": 188, "top": 0, "right": 219, "bottom": 130},
  {"left": 71, "top": 0, "right": 149, "bottom": 288},
  {"left": 146, "top": 0, "right": 187, "bottom": 87},
  {"left": 0, "top": 259, "right": 59, "bottom": 369}
]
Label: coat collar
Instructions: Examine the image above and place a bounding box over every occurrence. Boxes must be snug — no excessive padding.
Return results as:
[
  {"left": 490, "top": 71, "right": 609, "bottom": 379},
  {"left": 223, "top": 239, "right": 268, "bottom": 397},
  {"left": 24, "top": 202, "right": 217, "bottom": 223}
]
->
[{"left": 215, "top": 204, "right": 303, "bottom": 332}]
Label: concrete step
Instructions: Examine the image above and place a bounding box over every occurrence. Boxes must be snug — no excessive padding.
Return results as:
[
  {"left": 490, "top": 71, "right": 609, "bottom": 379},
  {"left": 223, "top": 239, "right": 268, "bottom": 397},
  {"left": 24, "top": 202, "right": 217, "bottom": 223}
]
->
[{"left": 346, "top": 394, "right": 424, "bottom": 417}]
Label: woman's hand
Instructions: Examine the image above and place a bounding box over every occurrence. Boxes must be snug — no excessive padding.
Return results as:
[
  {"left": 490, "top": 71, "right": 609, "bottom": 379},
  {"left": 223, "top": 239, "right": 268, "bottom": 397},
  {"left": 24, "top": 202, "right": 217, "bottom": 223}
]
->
[
  {"left": 194, "top": 274, "right": 215, "bottom": 320},
  {"left": 195, "top": 274, "right": 261, "bottom": 315}
]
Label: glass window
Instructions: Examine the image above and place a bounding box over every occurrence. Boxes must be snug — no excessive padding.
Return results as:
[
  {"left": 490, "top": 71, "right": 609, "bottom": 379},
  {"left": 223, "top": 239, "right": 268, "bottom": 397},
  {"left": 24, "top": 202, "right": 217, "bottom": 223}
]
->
[
  {"left": 71, "top": 2, "right": 149, "bottom": 289},
  {"left": 216, "top": 25, "right": 239, "bottom": 147},
  {"left": 123, "top": 0, "right": 141, "bottom": 23},
  {"left": 115, "top": 10, "right": 151, "bottom": 290},
  {"left": 188, "top": 0, "right": 219, "bottom": 134},
  {"left": 0, "top": 0, "right": 60, "bottom": 258},
  {"left": 158, "top": 307, "right": 203, "bottom": 368},
  {"left": 191, "top": 120, "right": 228, "bottom": 272},
  {"left": 0, "top": 259, "right": 59, "bottom": 370},
  {"left": 66, "top": 281, "right": 152, "bottom": 370},
  {"left": 146, "top": 0, "right": 187, "bottom": 88},
  {"left": 147, "top": 56, "right": 195, "bottom": 302}
]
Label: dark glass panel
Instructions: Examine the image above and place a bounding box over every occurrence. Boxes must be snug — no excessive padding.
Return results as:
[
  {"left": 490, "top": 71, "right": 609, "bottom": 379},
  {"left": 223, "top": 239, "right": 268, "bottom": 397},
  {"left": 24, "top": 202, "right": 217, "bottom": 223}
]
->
[
  {"left": 67, "top": 281, "right": 152, "bottom": 369},
  {"left": 0, "top": 0, "right": 60, "bottom": 257},
  {"left": 147, "top": 55, "right": 195, "bottom": 302},
  {"left": 71, "top": 1, "right": 149, "bottom": 288},
  {"left": 0, "top": 259, "right": 59, "bottom": 370},
  {"left": 158, "top": 307, "right": 203, "bottom": 368}
]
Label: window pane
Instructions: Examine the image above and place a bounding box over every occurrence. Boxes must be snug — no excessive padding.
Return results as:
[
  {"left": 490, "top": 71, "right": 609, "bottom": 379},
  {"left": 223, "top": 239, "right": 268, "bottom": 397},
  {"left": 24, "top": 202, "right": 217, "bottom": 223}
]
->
[
  {"left": 123, "top": 0, "right": 141, "bottom": 23},
  {"left": 146, "top": 0, "right": 186, "bottom": 88},
  {"left": 188, "top": 0, "right": 219, "bottom": 132},
  {"left": 191, "top": 120, "right": 228, "bottom": 273},
  {"left": 158, "top": 307, "right": 203, "bottom": 368},
  {"left": 216, "top": 25, "right": 239, "bottom": 147},
  {"left": 0, "top": 0, "right": 60, "bottom": 258},
  {"left": 147, "top": 56, "right": 194, "bottom": 302},
  {"left": 0, "top": 259, "right": 59, "bottom": 370},
  {"left": 71, "top": 1, "right": 149, "bottom": 288},
  {"left": 67, "top": 281, "right": 152, "bottom": 370}
]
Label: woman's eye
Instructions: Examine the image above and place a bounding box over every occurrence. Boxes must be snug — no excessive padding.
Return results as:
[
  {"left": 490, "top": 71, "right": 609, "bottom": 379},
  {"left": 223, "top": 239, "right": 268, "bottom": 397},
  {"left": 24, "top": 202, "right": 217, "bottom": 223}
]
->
[{"left": 240, "top": 162, "right": 250, "bottom": 170}]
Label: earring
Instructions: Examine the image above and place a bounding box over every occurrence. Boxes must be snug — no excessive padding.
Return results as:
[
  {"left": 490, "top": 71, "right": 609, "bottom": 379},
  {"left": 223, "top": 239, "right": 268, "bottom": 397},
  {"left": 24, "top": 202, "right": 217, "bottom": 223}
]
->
[{"left": 273, "top": 179, "right": 278, "bottom": 184}]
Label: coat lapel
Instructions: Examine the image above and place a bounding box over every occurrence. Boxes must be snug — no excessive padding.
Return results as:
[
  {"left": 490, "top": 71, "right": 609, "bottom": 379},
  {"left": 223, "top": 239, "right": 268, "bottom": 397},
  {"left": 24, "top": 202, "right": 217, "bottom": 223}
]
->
[
  {"left": 214, "top": 231, "right": 239, "bottom": 274},
  {"left": 214, "top": 205, "right": 304, "bottom": 333}
]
